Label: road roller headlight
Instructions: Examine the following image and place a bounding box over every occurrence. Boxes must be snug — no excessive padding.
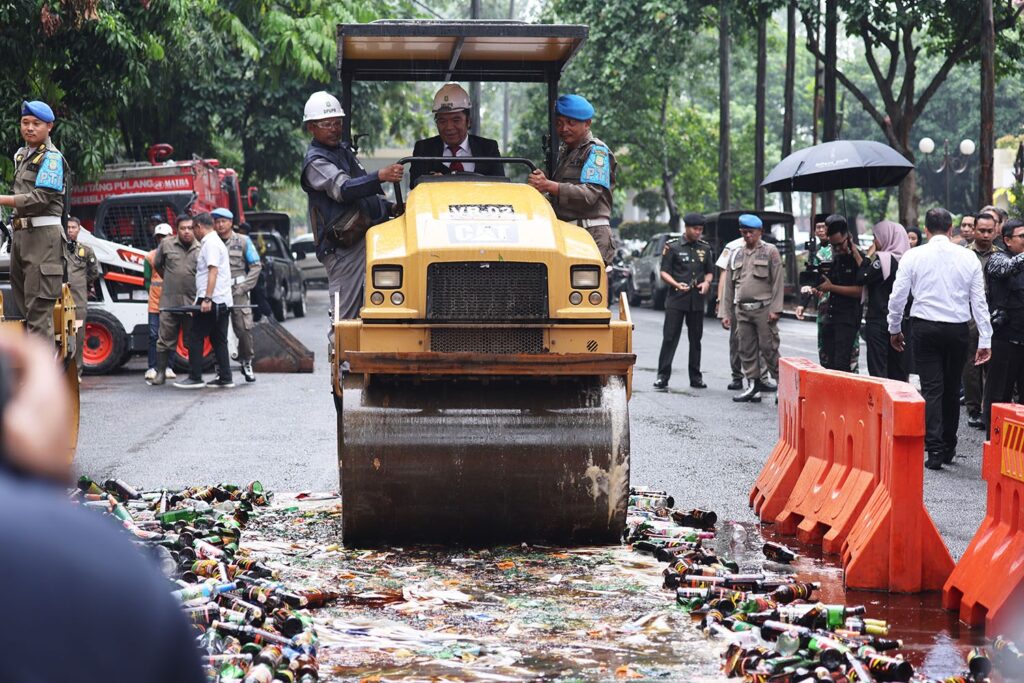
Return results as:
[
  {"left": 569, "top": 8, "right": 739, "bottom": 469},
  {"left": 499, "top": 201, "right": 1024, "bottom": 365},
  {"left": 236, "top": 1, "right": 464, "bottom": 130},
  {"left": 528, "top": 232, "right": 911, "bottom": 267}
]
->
[
  {"left": 370, "top": 291, "right": 385, "bottom": 305},
  {"left": 390, "top": 291, "right": 405, "bottom": 305},
  {"left": 588, "top": 291, "right": 602, "bottom": 305},
  {"left": 570, "top": 265, "right": 600, "bottom": 289},
  {"left": 372, "top": 265, "right": 403, "bottom": 289},
  {"left": 569, "top": 291, "right": 583, "bottom": 305}
]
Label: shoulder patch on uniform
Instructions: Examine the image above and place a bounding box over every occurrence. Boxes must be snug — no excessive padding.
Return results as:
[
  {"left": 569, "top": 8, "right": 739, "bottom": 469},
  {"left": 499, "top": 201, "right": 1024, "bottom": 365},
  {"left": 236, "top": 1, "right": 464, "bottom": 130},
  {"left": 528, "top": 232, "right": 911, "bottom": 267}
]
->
[
  {"left": 243, "top": 236, "right": 260, "bottom": 264},
  {"left": 872, "top": 258, "right": 881, "bottom": 269},
  {"left": 580, "top": 145, "right": 611, "bottom": 189},
  {"left": 34, "top": 151, "right": 64, "bottom": 191}
]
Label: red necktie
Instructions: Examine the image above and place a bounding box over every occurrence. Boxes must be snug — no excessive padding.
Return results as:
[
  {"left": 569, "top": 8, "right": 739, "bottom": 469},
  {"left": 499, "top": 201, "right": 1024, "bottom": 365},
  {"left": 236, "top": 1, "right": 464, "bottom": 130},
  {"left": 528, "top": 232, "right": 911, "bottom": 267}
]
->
[{"left": 448, "top": 145, "right": 464, "bottom": 173}]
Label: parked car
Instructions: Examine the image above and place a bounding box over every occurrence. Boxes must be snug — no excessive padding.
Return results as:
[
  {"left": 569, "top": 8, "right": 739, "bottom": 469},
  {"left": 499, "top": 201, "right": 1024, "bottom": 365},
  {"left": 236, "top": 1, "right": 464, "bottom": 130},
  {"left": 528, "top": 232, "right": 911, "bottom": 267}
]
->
[
  {"left": 290, "top": 233, "right": 328, "bottom": 289},
  {"left": 626, "top": 232, "right": 681, "bottom": 310},
  {"left": 250, "top": 230, "right": 306, "bottom": 320}
]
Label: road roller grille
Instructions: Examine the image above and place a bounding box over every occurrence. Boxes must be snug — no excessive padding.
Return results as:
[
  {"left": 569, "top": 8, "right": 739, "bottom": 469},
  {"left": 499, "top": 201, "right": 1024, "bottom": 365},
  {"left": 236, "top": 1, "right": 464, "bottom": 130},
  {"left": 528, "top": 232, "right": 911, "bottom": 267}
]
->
[
  {"left": 426, "top": 261, "right": 548, "bottom": 321},
  {"left": 429, "top": 327, "right": 544, "bottom": 354}
]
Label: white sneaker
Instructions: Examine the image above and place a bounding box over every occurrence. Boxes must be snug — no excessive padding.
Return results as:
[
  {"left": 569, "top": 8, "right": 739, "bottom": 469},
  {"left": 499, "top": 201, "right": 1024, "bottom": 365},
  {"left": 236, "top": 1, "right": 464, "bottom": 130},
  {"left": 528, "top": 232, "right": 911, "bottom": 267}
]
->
[
  {"left": 165, "top": 368, "right": 177, "bottom": 380},
  {"left": 144, "top": 368, "right": 156, "bottom": 382}
]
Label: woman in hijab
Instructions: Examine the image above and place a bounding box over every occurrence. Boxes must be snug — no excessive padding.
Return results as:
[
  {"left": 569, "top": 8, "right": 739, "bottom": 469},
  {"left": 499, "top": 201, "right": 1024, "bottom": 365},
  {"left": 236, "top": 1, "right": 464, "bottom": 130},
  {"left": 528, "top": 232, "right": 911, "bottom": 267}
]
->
[
  {"left": 905, "top": 225, "right": 923, "bottom": 247},
  {"left": 854, "top": 220, "right": 911, "bottom": 380}
]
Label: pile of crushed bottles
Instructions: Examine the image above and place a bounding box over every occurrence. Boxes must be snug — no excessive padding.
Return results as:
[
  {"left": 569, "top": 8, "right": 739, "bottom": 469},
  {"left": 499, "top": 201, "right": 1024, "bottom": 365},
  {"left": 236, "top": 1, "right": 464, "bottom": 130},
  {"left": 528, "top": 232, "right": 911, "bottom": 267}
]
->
[
  {"left": 625, "top": 486, "right": 1022, "bottom": 683},
  {"left": 73, "top": 477, "right": 337, "bottom": 683}
]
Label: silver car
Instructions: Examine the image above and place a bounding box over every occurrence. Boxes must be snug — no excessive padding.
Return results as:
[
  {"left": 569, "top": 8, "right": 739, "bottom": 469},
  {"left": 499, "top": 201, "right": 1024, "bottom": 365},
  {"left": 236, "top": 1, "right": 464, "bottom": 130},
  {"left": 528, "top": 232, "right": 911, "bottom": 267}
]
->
[
  {"left": 291, "top": 233, "right": 328, "bottom": 289},
  {"left": 626, "top": 232, "right": 681, "bottom": 310}
]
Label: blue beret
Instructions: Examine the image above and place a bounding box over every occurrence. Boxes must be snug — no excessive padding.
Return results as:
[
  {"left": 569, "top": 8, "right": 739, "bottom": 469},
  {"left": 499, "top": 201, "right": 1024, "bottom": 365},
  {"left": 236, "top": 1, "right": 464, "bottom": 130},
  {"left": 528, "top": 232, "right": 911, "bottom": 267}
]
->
[
  {"left": 555, "top": 94, "right": 595, "bottom": 121},
  {"left": 21, "top": 100, "right": 54, "bottom": 123},
  {"left": 738, "top": 214, "right": 763, "bottom": 229},
  {"left": 211, "top": 208, "right": 234, "bottom": 220}
]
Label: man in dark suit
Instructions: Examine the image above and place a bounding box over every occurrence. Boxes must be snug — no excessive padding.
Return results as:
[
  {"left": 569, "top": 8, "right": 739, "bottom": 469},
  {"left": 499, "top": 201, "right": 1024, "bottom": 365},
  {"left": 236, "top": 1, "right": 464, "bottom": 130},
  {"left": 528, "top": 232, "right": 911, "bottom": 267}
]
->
[{"left": 409, "top": 83, "right": 505, "bottom": 186}]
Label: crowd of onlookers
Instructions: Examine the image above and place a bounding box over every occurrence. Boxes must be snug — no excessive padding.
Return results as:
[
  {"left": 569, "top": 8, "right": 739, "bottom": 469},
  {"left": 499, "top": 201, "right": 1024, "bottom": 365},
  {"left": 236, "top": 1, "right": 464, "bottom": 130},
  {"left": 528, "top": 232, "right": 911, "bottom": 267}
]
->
[{"left": 795, "top": 205, "right": 1023, "bottom": 470}]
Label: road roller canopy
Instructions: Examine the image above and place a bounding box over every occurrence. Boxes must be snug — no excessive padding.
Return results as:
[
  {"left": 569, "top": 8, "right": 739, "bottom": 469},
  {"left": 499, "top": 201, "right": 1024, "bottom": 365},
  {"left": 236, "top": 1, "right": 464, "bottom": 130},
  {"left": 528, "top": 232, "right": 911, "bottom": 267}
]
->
[
  {"left": 337, "top": 20, "right": 589, "bottom": 174},
  {"left": 337, "top": 21, "right": 588, "bottom": 83}
]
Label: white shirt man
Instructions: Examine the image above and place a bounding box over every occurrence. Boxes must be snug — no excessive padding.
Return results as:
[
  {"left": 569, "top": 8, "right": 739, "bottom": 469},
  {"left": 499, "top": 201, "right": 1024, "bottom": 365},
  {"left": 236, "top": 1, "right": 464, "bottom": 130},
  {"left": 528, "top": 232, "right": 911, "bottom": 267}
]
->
[
  {"left": 196, "top": 230, "right": 232, "bottom": 305},
  {"left": 886, "top": 208, "right": 991, "bottom": 470}
]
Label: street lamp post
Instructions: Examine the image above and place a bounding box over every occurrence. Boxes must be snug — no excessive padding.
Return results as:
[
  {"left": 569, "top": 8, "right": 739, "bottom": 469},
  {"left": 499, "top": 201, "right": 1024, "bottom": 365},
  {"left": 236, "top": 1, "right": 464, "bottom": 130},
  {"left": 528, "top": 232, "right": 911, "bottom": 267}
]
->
[{"left": 918, "top": 137, "right": 975, "bottom": 210}]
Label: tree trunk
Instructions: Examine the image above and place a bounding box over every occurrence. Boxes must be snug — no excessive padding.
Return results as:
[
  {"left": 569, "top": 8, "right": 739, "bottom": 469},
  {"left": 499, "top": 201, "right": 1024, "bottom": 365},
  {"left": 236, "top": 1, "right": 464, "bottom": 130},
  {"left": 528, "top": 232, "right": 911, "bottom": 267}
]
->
[
  {"left": 979, "top": 0, "right": 995, "bottom": 207},
  {"left": 781, "top": 1, "right": 796, "bottom": 215},
  {"left": 660, "top": 85, "right": 680, "bottom": 230},
  {"left": 822, "top": 0, "right": 837, "bottom": 214},
  {"left": 718, "top": 0, "right": 731, "bottom": 211},
  {"left": 754, "top": 5, "right": 767, "bottom": 211}
]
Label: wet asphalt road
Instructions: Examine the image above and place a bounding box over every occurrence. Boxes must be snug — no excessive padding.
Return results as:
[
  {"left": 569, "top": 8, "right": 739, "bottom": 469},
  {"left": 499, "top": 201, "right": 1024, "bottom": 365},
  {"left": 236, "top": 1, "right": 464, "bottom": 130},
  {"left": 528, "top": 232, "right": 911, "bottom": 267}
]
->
[{"left": 76, "top": 289, "right": 988, "bottom": 558}]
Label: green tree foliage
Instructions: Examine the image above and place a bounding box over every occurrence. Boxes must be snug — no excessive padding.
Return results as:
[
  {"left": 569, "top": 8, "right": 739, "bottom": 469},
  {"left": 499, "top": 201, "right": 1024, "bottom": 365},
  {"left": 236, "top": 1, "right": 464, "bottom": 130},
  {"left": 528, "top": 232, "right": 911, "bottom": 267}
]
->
[
  {"left": 796, "top": 0, "right": 1024, "bottom": 227},
  {"left": 1, "top": 0, "right": 421, "bottom": 190},
  {"left": 0, "top": 0, "right": 190, "bottom": 180}
]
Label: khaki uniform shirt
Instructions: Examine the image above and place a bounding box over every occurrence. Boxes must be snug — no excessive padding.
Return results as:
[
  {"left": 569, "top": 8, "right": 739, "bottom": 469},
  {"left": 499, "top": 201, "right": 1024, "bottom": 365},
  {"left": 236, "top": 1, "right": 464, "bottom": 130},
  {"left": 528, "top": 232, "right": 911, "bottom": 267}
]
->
[
  {"left": 223, "top": 232, "right": 262, "bottom": 304},
  {"left": 12, "top": 137, "right": 64, "bottom": 218},
  {"left": 549, "top": 131, "right": 616, "bottom": 224},
  {"left": 65, "top": 241, "right": 99, "bottom": 319},
  {"left": 720, "top": 240, "right": 784, "bottom": 318},
  {"left": 153, "top": 237, "right": 200, "bottom": 308}
]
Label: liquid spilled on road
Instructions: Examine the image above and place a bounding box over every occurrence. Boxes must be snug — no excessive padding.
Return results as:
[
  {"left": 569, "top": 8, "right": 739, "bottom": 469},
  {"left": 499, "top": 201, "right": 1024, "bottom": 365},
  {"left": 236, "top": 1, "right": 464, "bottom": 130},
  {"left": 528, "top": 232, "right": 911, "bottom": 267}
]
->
[{"left": 246, "top": 497, "right": 1003, "bottom": 681}]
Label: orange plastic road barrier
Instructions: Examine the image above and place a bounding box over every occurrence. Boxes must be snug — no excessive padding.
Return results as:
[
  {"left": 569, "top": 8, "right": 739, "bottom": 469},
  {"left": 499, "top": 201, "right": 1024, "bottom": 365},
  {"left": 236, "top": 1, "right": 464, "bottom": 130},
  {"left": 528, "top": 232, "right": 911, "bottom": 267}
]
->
[
  {"left": 749, "top": 357, "right": 818, "bottom": 522},
  {"left": 841, "top": 379, "right": 953, "bottom": 592},
  {"left": 752, "top": 359, "right": 953, "bottom": 592},
  {"left": 943, "top": 403, "right": 1024, "bottom": 634}
]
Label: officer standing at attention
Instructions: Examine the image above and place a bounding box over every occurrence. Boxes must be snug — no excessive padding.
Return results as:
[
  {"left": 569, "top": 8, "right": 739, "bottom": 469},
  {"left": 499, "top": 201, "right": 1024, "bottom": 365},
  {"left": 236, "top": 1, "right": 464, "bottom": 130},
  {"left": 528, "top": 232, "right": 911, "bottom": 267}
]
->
[
  {"left": 64, "top": 217, "right": 99, "bottom": 374},
  {"left": 654, "top": 212, "right": 714, "bottom": 390},
  {"left": 300, "top": 91, "right": 403, "bottom": 321},
  {"left": 212, "top": 208, "right": 261, "bottom": 382},
  {"left": 0, "top": 101, "right": 66, "bottom": 340},
  {"left": 527, "top": 94, "right": 617, "bottom": 265},
  {"left": 719, "top": 213, "right": 784, "bottom": 403}
]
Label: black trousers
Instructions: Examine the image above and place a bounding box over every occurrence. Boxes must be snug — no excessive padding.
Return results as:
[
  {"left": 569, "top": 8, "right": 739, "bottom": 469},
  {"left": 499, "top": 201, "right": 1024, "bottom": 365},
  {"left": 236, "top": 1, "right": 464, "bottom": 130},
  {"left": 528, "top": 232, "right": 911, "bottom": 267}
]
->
[
  {"left": 912, "top": 319, "right": 969, "bottom": 455},
  {"left": 189, "top": 303, "right": 232, "bottom": 382},
  {"left": 982, "top": 338, "right": 1024, "bottom": 430},
  {"left": 864, "top": 318, "right": 908, "bottom": 381},
  {"left": 820, "top": 317, "right": 860, "bottom": 372},
  {"left": 657, "top": 308, "right": 704, "bottom": 383}
]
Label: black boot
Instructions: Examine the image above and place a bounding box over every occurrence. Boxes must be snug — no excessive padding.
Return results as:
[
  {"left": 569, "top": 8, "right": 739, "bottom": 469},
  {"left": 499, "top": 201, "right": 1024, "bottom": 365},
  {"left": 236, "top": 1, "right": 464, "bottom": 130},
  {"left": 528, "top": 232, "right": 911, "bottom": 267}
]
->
[
  {"left": 925, "top": 452, "right": 944, "bottom": 470},
  {"left": 152, "top": 352, "right": 168, "bottom": 386},
  {"left": 732, "top": 383, "right": 762, "bottom": 403}
]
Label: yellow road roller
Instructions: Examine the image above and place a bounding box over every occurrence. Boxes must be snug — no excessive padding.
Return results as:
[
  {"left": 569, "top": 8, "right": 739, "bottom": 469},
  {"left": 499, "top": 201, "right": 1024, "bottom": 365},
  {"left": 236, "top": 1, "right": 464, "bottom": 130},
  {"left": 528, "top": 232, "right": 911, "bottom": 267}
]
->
[
  {"left": 0, "top": 281, "right": 80, "bottom": 460},
  {"left": 333, "top": 21, "right": 634, "bottom": 546}
]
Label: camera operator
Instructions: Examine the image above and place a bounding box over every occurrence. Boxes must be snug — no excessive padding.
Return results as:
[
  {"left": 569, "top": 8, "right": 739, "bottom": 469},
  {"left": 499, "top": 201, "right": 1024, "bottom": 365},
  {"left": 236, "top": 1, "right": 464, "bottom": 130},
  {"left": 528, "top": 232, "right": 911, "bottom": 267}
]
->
[
  {"left": 855, "top": 220, "right": 910, "bottom": 381},
  {"left": 814, "top": 215, "right": 863, "bottom": 372}
]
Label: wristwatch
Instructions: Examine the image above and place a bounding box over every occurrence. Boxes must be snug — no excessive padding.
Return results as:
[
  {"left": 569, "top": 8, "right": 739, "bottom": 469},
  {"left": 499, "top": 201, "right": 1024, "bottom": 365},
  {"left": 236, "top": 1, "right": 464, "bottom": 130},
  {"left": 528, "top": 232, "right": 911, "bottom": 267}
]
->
[{"left": 202, "top": 297, "right": 212, "bottom": 303}]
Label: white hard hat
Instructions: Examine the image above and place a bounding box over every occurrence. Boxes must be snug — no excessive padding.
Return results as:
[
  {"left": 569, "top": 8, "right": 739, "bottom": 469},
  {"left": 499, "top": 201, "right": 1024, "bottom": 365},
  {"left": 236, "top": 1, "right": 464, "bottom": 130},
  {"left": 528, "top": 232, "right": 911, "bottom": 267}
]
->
[
  {"left": 303, "top": 91, "right": 345, "bottom": 122},
  {"left": 154, "top": 223, "right": 173, "bottom": 237},
  {"left": 432, "top": 83, "right": 471, "bottom": 114}
]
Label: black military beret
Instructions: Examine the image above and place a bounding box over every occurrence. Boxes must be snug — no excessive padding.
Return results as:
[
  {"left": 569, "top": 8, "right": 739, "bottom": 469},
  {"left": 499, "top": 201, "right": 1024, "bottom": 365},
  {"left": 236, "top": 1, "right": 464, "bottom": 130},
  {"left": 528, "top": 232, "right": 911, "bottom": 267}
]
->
[{"left": 683, "top": 212, "right": 706, "bottom": 227}]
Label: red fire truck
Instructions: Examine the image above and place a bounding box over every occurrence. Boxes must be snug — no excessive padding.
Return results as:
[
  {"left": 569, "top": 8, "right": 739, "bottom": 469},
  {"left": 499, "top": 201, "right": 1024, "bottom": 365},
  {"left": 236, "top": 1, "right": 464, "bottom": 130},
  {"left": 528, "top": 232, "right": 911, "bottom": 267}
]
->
[
  {"left": 70, "top": 145, "right": 255, "bottom": 373},
  {"left": 71, "top": 144, "right": 254, "bottom": 251}
]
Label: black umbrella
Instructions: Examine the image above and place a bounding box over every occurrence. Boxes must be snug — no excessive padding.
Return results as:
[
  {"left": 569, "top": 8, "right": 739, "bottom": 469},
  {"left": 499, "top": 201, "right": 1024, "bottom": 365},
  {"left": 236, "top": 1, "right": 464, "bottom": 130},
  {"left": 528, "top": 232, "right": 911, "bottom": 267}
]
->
[{"left": 761, "top": 140, "right": 913, "bottom": 193}]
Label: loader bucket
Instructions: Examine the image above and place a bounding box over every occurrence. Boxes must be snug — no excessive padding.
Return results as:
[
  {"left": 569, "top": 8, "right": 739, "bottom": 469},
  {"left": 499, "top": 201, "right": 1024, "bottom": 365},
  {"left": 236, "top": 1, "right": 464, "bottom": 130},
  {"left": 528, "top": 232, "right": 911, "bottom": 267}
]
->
[{"left": 338, "top": 374, "right": 630, "bottom": 547}]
